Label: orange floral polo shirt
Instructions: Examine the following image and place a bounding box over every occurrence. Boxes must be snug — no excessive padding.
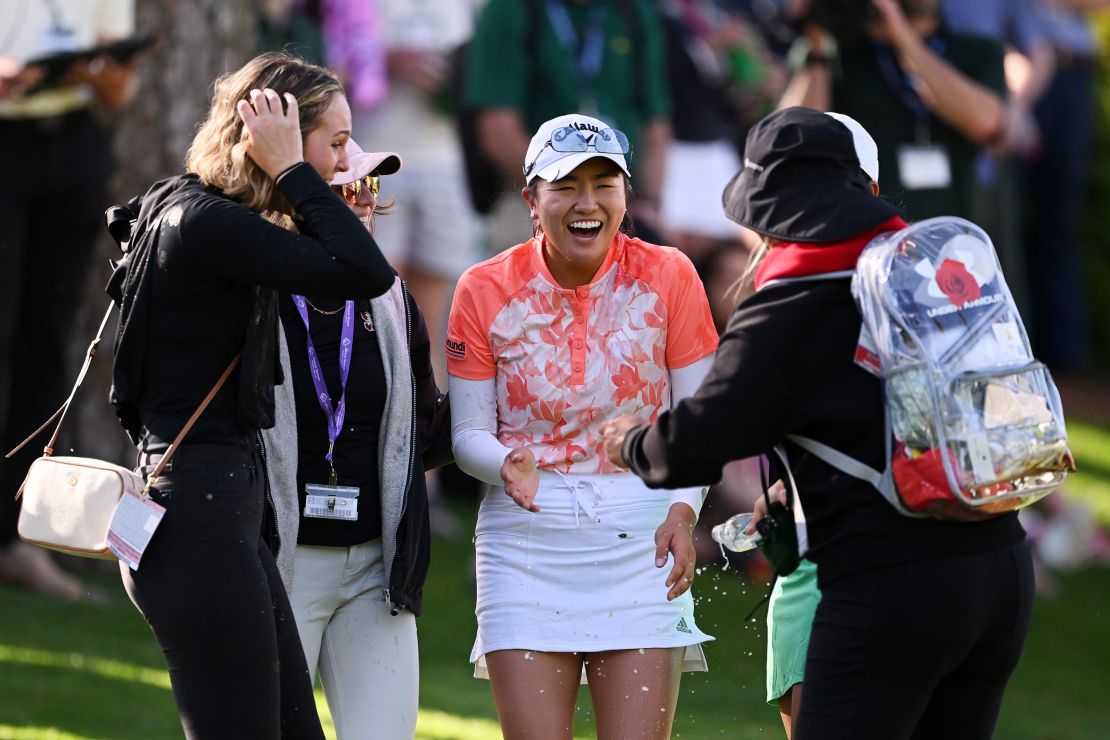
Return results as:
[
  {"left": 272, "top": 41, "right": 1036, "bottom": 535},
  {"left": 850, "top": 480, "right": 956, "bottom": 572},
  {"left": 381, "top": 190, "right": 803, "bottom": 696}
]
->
[{"left": 447, "top": 233, "right": 718, "bottom": 473}]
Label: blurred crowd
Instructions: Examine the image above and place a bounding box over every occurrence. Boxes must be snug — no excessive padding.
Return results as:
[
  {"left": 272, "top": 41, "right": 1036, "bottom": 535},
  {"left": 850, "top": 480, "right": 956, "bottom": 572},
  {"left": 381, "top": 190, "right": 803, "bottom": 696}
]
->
[{"left": 2, "top": 0, "right": 1109, "bottom": 601}]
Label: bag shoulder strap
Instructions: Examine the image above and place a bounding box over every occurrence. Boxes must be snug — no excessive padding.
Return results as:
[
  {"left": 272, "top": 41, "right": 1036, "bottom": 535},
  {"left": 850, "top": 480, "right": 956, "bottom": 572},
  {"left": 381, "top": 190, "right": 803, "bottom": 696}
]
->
[
  {"left": 787, "top": 434, "right": 882, "bottom": 487},
  {"left": 6, "top": 302, "right": 117, "bottom": 460},
  {"left": 6, "top": 301, "right": 240, "bottom": 495},
  {"left": 142, "top": 354, "right": 239, "bottom": 492},
  {"left": 758, "top": 270, "right": 857, "bottom": 291},
  {"left": 787, "top": 433, "right": 926, "bottom": 518},
  {"left": 768, "top": 445, "right": 809, "bottom": 557}
]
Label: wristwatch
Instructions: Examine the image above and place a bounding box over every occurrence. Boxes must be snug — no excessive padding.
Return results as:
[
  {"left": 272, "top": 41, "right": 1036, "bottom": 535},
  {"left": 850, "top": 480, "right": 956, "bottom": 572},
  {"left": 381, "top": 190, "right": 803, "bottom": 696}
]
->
[{"left": 787, "top": 37, "right": 836, "bottom": 72}]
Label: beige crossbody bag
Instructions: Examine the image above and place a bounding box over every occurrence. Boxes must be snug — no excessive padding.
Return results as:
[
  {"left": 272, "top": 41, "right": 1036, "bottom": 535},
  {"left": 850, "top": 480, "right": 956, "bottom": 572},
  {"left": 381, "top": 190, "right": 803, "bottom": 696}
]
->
[{"left": 5, "top": 302, "right": 239, "bottom": 560}]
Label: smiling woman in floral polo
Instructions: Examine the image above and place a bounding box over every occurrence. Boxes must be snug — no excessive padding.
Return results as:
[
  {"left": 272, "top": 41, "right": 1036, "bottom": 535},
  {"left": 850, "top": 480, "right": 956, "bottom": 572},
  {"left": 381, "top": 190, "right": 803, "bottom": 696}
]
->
[{"left": 445, "top": 113, "right": 718, "bottom": 739}]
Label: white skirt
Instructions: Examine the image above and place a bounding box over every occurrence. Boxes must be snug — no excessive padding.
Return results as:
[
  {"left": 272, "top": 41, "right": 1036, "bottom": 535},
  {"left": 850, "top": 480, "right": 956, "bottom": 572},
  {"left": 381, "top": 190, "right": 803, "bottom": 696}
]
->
[{"left": 471, "top": 471, "right": 712, "bottom": 681}]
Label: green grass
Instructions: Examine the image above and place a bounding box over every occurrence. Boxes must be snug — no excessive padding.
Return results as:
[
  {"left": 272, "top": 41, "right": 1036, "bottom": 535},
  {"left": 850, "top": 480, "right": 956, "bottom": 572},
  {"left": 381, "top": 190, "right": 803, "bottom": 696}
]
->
[
  {"left": 2, "top": 418, "right": 1109, "bottom": 739},
  {"left": 1062, "top": 421, "right": 1110, "bottom": 524}
]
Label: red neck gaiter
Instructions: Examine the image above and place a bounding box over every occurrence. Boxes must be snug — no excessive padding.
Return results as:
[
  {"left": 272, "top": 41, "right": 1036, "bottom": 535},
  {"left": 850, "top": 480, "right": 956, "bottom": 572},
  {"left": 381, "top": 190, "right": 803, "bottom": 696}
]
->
[{"left": 754, "top": 216, "right": 907, "bottom": 290}]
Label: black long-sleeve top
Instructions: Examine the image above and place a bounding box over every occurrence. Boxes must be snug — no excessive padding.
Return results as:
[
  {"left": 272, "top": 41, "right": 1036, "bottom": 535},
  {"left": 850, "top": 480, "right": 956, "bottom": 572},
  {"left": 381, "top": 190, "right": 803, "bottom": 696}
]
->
[
  {"left": 114, "top": 163, "right": 395, "bottom": 449},
  {"left": 622, "top": 278, "right": 1024, "bottom": 586},
  {"left": 280, "top": 296, "right": 385, "bottom": 545}
]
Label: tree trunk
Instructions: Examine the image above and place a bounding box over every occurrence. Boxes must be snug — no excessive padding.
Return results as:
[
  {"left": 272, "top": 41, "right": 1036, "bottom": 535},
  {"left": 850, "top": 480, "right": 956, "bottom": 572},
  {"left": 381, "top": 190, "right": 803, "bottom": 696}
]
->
[{"left": 71, "top": 0, "right": 258, "bottom": 463}]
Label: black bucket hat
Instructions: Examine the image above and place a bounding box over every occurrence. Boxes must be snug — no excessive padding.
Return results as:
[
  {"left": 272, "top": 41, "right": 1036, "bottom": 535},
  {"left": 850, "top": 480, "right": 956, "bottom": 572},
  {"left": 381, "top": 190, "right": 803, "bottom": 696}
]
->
[{"left": 722, "top": 107, "right": 902, "bottom": 243}]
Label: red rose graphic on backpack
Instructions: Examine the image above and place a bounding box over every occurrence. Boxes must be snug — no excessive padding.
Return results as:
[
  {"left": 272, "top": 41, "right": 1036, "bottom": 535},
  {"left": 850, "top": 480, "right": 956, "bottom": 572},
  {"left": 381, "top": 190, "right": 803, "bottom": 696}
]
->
[{"left": 934, "top": 258, "right": 981, "bottom": 307}]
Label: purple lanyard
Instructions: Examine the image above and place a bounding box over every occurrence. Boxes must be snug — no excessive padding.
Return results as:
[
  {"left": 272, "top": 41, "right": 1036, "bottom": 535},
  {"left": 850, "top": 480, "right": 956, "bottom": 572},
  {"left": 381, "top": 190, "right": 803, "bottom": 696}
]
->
[{"left": 291, "top": 295, "right": 355, "bottom": 483}]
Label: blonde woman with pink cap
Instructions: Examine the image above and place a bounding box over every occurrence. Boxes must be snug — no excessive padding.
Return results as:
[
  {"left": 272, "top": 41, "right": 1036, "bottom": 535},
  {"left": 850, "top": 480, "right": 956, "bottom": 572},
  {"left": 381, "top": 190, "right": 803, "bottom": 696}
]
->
[{"left": 262, "top": 138, "right": 452, "bottom": 739}]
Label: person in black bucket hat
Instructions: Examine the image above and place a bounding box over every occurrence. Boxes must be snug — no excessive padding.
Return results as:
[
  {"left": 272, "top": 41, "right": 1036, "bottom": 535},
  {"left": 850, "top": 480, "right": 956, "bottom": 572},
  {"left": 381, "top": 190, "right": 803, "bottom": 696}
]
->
[
  {"left": 722, "top": 106, "right": 901, "bottom": 243},
  {"left": 599, "top": 106, "right": 1033, "bottom": 739}
]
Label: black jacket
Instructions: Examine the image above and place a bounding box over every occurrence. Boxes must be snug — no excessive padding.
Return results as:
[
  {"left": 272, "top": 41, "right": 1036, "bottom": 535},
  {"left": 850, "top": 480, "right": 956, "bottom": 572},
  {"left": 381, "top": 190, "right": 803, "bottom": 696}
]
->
[
  {"left": 108, "top": 165, "right": 395, "bottom": 447},
  {"left": 624, "top": 277, "right": 1024, "bottom": 586}
]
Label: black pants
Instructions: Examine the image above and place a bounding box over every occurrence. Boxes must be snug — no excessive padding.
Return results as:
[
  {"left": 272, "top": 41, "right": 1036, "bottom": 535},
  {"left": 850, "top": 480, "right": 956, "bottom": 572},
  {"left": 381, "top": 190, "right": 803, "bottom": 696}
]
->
[
  {"left": 795, "top": 541, "right": 1034, "bottom": 740},
  {"left": 0, "top": 110, "right": 112, "bottom": 547},
  {"left": 122, "top": 444, "right": 324, "bottom": 740}
]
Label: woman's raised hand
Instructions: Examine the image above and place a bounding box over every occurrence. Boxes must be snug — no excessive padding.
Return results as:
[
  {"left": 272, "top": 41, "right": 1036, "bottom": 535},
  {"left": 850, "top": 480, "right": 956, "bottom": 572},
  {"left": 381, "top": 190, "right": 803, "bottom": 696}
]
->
[
  {"left": 236, "top": 88, "right": 304, "bottom": 179},
  {"left": 500, "top": 447, "right": 540, "bottom": 512}
]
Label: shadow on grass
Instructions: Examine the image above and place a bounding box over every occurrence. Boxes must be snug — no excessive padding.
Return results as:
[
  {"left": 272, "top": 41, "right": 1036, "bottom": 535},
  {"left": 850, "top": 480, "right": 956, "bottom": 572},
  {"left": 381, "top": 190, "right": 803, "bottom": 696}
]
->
[{"left": 0, "top": 660, "right": 179, "bottom": 739}]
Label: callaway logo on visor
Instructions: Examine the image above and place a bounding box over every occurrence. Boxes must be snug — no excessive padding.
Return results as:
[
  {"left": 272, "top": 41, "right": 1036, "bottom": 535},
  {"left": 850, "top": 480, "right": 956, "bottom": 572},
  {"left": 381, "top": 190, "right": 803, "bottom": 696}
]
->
[{"left": 524, "top": 126, "right": 631, "bottom": 178}]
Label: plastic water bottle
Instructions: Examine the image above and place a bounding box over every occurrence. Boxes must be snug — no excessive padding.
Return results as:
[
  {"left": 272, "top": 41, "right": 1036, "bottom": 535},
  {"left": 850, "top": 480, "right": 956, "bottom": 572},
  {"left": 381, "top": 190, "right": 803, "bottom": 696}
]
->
[{"left": 711, "top": 512, "right": 762, "bottom": 553}]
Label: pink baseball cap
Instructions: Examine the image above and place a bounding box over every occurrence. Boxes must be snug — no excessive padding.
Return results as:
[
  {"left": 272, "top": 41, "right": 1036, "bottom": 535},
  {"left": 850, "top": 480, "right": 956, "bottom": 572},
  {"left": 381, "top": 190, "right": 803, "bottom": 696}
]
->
[{"left": 330, "top": 139, "right": 402, "bottom": 186}]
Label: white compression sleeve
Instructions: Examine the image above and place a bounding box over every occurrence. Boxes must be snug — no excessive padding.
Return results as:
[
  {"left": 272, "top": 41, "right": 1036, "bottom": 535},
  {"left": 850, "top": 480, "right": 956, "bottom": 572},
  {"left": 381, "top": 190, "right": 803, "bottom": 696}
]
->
[
  {"left": 449, "top": 355, "right": 715, "bottom": 511},
  {"left": 665, "top": 354, "right": 716, "bottom": 517},
  {"left": 448, "top": 375, "right": 513, "bottom": 487}
]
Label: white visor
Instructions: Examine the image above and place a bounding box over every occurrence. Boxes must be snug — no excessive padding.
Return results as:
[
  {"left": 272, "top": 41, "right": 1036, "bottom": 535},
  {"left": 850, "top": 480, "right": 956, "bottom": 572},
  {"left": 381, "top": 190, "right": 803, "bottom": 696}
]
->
[
  {"left": 524, "top": 113, "right": 631, "bottom": 183},
  {"left": 825, "top": 111, "right": 880, "bottom": 183}
]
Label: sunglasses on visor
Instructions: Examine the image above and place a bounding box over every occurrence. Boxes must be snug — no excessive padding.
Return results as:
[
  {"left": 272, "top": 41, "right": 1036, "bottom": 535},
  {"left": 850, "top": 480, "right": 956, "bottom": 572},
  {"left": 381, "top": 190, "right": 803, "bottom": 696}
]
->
[
  {"left": 524, "top": 126, "right": 631, "bottom": 178},
  {"left": 333, "top": 174, "right": 381, "bottom": 205}
]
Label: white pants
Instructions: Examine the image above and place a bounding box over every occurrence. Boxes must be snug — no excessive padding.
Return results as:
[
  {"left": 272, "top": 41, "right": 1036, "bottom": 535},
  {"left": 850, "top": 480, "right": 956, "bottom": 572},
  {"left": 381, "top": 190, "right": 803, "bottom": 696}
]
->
[{"left": 290, "top": 540, "right": 419, "bottom": 740}]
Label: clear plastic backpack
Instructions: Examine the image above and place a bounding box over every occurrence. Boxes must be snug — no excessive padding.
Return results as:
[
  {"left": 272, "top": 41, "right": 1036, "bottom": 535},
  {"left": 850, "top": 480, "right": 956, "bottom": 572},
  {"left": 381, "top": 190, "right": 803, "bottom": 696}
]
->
[{"left": 789, "top": 217, "right": 1074, "bottom": 520}]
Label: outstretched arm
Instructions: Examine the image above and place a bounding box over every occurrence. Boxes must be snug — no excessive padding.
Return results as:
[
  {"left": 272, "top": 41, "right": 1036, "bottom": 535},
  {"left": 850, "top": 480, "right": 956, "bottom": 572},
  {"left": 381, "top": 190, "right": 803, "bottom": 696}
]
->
[
  {"left": 870, "top": 0, "right": 1006, "bottom": 145},
  {"left": 663, "top": 355, "right": 715, "bottom": 516},
  {"left": 603, "top": 314, "right": 792, "bottom": 489}
]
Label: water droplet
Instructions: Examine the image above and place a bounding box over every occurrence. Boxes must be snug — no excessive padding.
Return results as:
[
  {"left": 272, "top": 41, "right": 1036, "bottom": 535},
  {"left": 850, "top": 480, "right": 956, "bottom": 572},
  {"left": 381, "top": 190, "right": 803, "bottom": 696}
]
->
[
  {"left": 641, "top": 686, "right": 650, "bottom": 692},
  {"left": 523, "top": 651, "right": 534, "bottom": 661},
  {"left": 638, "top": 648, "right": 645, "bottom": 654}
]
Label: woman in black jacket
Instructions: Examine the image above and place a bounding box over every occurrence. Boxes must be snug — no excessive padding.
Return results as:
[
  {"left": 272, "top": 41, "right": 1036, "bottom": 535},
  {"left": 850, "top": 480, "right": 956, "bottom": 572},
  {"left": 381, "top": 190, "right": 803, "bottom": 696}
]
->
[
  {"left": 111, "top": 53, "right": 395, "bottom": 739},
  {"left": 263, "top": 140, "right": 451, "bottom": 739},
  {"left": 600, "top": 107, "right": 1033, "bottom": 740}
]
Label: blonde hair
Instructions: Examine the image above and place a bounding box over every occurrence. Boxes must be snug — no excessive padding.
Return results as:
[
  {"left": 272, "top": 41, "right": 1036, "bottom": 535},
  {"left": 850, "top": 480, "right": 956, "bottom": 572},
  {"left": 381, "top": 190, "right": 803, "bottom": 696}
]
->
[
  {"left": 186, "top": 52, "right": 344, "bottom": 214},
  {"left": 724, "top": 235, "right": 778, "bottom": 307}
]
